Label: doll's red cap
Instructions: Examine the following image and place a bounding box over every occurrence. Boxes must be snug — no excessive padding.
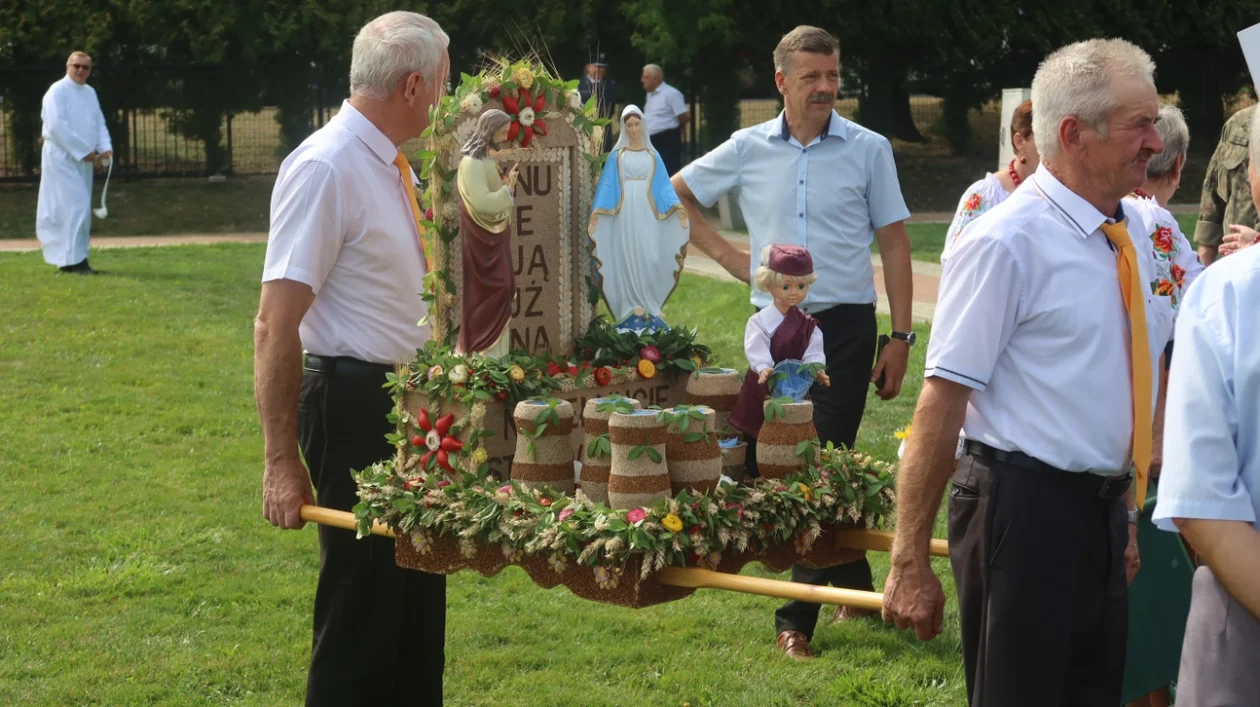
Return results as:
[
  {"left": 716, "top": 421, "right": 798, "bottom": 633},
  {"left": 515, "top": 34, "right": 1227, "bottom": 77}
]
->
[{"left": 767, "top": 245, "right": 814, "bottom": 276}]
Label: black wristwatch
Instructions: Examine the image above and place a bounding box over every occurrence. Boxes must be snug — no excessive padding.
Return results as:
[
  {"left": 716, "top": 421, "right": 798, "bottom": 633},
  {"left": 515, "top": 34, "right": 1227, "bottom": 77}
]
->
[{"left": 890, "top": 331, "right": 916, "bottom": 346}]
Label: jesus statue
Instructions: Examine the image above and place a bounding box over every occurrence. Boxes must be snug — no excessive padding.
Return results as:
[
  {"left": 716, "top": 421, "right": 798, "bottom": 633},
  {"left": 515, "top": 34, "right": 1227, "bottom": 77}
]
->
[{"left": 456, "top": 109, "right": 519, "bottom": 357}]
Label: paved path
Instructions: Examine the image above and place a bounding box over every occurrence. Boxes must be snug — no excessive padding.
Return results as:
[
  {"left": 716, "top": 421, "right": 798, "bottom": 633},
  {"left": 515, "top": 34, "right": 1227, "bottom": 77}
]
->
[{"left": 689, "top": 230, "right": 940, "bottom": 323}]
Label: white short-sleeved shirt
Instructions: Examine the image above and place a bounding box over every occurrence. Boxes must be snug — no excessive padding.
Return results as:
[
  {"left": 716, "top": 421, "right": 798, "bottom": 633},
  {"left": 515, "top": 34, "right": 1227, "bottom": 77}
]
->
[
  {"left": 643, "top": 81, "right": 688, "bottom": 135},
  {"left": 679, "top": 111, "right": 910, "bottom": 310},
  {"left": 940, "top": 173, "right": 1010, "bottom": 265},
  {"left": 262, "top": 101, "right": 429, "bottom": 365},
  {"left": 743, "top": 307, "right": 826, "bottom": 373},
  {"left": 1122, "top": 193, "right": 1204, "bottom": 313},
  {"left": 926, "top": 166, "right": 1174, "bottom": 473},
  {"left": 1153, "top": 246, "right": 1260, "bottom": 531}
]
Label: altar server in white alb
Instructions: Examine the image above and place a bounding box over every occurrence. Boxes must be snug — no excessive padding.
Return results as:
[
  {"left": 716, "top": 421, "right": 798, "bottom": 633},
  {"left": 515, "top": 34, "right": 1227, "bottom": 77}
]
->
[{"left": 37, "top": 51, "right": 111, "bottom": 275}]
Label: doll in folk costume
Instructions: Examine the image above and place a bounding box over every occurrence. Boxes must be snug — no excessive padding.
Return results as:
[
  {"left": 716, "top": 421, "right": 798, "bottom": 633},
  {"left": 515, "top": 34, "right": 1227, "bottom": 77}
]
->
[
  {"left": 456, "top": 109, "right": 519, "bottom": 357},
  {"left": 728, "top": 245, "right": 831, "bottom": 440}
]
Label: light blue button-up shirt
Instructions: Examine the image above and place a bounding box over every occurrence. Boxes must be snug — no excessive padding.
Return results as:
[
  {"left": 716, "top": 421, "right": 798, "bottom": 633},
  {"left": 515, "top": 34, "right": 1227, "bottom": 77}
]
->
[
  {"left": 679, "top": 110, "right": 910, "bottom": 310},
  {"left": 1153, "top": 246, "right": 1260, "bottom": 532}
]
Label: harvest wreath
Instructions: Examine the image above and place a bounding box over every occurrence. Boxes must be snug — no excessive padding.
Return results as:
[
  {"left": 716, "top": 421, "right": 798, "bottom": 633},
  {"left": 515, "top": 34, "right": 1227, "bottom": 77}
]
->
[{"left": 353, "top": 436, "right": 896, "bottom": 607}]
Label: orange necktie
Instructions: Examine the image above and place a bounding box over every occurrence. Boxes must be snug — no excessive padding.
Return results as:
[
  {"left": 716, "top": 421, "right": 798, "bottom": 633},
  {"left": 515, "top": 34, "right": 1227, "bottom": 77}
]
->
[
  {"left": 393, "top": 151, "right": 432, "bottom": 271},
  {"left": 1099, "top": 221, "right": 1152, "bottom": 512}
]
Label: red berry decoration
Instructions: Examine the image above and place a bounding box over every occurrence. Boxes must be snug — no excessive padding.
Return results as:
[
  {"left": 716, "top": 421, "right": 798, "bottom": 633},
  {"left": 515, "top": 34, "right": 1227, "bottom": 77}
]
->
[
  {"left": 639, "top": 345, "right": 662, "bottom": 363},
  {"left": 494, "top": 390, "right": 510, "bottom": 402},
  {"left": 424, "top": 207, "right": 434, "bottom": 221},
  {"left": 488, "top": 84, "right": 501, "bottom": 99},
  {"left": 414, "top": 409, "right": 461, "bottom": 472}
]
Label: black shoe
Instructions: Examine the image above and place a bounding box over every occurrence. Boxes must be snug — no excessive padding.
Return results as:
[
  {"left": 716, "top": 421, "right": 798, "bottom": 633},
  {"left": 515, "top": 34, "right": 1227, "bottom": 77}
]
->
[{"left": 59, "top": 260, "right": 98, "bottom": 275}]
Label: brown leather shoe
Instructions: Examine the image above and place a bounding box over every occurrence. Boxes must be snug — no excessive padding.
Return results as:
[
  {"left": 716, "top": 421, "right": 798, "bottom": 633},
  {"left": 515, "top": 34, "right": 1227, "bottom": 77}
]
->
[
  {"left": 829, "top": 605, "right": 876, "bottom": 625},
  {"left": 775, "top": 630, "right": 813, "bottom": 660}
]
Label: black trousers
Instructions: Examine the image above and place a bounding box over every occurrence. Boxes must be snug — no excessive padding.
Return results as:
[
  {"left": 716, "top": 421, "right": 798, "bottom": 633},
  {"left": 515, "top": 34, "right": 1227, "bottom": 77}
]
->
[
  {"left": 752, "top": 303, "right": 877, "bottom": 639},
  {"left": 298, "top": 365, "right": 447, "bottom": 706},
  {"left": 652, "top": 127, "right": 682, "bottom": 176},
  {"left": 949, "top": 454, "right": 1128, "bottom": 707}
]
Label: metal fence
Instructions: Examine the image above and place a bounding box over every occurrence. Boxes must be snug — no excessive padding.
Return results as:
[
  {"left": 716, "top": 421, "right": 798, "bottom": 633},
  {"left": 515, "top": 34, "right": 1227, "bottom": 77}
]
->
[
  {"left": 0, "top": 64, "right": 343, "bottom": 182},
  {"left": 1, "top": 64, "right": 948, "bottom": 182}
]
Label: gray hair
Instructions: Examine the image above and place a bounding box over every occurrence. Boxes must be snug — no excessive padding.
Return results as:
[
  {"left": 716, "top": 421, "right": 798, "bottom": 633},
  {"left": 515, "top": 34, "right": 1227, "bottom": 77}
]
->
[
  {"left": 1030, "top": 38, "right": 1156, "bottom": 160},
  {"left": 350, "top": 12, "right": 449, "bottom": 101},
  {"left": 1147, "top": 105, "right": 1189, "bottom": 179},
  {"left": 643, "top": 64, "right": 664, "bottom": 79},
  {"left": 462, "top": 110, "right": 512, "bottom": 159},
  {"left": 773, "top": 26, "right": 839, "bottom": 75}
]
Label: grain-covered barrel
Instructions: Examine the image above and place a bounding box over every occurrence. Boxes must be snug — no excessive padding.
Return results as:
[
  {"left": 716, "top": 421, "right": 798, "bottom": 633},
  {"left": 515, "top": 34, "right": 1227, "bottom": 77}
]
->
[
  {"left": 606, "top": 410, "right": 671, "bottom": 509},
  {"left": 755, "top": 400, "right": 818, "bottom": 480},
  {"left": 685, "top": 368, "right": 742, "bottom": 434},
  {"left": 579, "top": 396, "right": 641, "bottom": 504},
  {"left": 663, "top": 405, "right": 722, "bottom": 495},
  {"left": 510, "top": 399, "right": 576, "bottom": 495},
  {"left": 720, "top": 437, "right": 749, "bottom": 484}
]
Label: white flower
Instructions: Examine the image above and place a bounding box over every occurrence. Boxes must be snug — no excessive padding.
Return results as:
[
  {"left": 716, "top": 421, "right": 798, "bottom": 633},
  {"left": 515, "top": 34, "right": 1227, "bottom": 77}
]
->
[
  {"left": 448, "top": 364, "right": 469, "bottom": 384},
  {"left": 518, "top": 107, "right": 535, "bottom": 128},
  {"left": 460, "top": 92, "right": 483, "bottom": 115},
  {"left": 568, "top": 90, "right": 583, "bottom": 111}
]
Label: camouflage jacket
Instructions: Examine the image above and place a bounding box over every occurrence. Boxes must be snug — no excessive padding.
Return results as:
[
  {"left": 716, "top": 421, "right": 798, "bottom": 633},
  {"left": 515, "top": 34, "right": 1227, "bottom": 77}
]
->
[{"left": 1195, "top": 105, "right": 1259, "bottom": 248}]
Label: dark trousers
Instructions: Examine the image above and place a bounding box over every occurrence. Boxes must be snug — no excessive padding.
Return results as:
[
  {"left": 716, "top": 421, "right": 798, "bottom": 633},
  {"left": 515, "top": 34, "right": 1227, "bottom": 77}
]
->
[
  {"left": 652, "top": 127, "right": 682, "bottom": 176},
  {"left": 949, "top": 454, "right": 1128, "bottom": 707},
  {"left": 298, "top": 365, "right": 447, "bottom": 706},
  {"left": 754, "top": 303, "right": 877, "bottom": 640}
]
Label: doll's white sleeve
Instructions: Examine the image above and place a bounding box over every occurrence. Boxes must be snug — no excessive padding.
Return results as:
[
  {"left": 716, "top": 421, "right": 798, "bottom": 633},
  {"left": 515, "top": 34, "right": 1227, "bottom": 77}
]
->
[
  {"left": 744, "top": 314, "right": 774, "bottom": 373},
  {"left": 803, "top": 327, "right": 825, "bottom": 365}
]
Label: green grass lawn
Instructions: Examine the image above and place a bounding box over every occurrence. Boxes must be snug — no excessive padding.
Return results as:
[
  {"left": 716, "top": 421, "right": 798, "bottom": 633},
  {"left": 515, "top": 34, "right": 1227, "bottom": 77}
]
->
[
  {"left": 0, "top": 177, "right": 274, "bottom": 239},
  {"left": 0, "top": 244, "right": 959, "bottom": 706}
]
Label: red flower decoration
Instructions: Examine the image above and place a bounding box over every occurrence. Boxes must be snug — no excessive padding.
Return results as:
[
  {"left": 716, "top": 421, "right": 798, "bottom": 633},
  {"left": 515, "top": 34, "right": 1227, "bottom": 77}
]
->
[
  {"left": 593, "top": 366, "right": 612, "bottom": 386},
  {"left": 502, "top": 88, "right": 548, "bottom": 148},
  {"left": 964, "top": 193, "right": 983, "bottom": 212},
  {"left": 1171, "top": 263, "right": 1186, "bottom": 286},
  {"left": 414, "top": 408, "right": 463, "bottom": 472},
  {"left": 1153, "top": 226, "right": 1175, "bottom": 254}
]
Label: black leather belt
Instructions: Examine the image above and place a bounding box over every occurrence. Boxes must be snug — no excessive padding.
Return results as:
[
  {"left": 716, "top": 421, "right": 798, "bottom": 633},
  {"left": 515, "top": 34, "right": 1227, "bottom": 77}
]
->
[
  {"left": 303, "top": 354, "right": 395, "bottom": 377},
  {"left": 964, "top": 440, "right": 1132, "bottom": 500}
]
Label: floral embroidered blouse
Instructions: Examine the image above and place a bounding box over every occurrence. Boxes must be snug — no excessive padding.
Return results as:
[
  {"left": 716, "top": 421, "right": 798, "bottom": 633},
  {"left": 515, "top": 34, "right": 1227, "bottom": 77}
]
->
[
  {"left": 1123, "top": 193, "right": 1204, "bottom": 313},
  {"left": 940, "top": 173, "right": 1010, "bottom": 265}
]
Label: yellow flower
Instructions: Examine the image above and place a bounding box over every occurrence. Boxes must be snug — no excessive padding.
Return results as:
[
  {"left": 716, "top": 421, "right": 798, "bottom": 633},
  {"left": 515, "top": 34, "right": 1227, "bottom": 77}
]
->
[
  {"left": 508, "top": 365, "right": 526, "bottom": 382},
  {"left": 662, "top": 513, "right": 684, "bottom": 533},
  {"left": 798, "top": 483, "right": 813, "bottom": 502},
  {"left": 894, "top": 424, "right": 912, "bottom": 440},
  {"left": 512, "top": 65, "right": 535, "bottom": 89},
  {"left": 471, "top": 447, "right": 488, "bottom": 465}
]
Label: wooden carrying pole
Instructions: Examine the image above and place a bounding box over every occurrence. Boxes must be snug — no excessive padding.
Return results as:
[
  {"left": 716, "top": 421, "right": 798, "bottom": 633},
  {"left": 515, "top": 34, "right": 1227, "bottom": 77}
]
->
[{"left": 297, "top": 506, "right": 946, "bottom": 610}]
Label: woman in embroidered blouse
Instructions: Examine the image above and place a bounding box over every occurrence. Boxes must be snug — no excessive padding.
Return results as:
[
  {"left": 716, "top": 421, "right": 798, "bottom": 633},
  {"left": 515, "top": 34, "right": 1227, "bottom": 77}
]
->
[
  {"left": 1122, "top": 104, "right": 1203, "bottom": 311},
  {"left": 939, "top": 99, "right": 1038, "bottom": 264}
]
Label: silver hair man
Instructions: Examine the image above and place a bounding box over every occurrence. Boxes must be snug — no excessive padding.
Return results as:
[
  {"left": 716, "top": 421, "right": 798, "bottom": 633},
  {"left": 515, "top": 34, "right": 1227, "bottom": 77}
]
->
[
  {"left": 643, "top": 63, "right": 663, "bottom": 79},
  {"left": 1147, "top": 105, "right": 1189, "bottom": 179},
  {"left": 1031, "top": 38, "right": 1156, "bottom": 160},
  {"left": 461, "top": 109, "right": 512, "bottom": 159},
  {"left": 350, "top": 11, "right": 450, "bottom": 100}
]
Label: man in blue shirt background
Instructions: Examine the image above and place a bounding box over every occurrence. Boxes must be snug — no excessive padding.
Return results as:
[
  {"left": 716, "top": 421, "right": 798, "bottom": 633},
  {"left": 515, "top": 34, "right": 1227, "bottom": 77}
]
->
[{"left": 674, "top": 24, "right": 915, "bottom": 660}]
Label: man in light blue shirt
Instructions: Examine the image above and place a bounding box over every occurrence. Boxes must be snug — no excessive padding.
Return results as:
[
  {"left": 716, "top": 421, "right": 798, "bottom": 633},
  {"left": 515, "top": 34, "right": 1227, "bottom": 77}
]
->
[
  {"left": 673, "top": 25, "right": 914, "bottom": 659},
  {"left": 1152, "top": 126, "right": 1260, "bottom": 702}
]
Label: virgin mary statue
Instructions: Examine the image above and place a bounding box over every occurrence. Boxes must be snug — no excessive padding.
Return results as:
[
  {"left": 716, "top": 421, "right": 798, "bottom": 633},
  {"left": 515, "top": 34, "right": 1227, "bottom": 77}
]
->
[{"left": 588, "top": 105, "right": 689, "bottom": 332}]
